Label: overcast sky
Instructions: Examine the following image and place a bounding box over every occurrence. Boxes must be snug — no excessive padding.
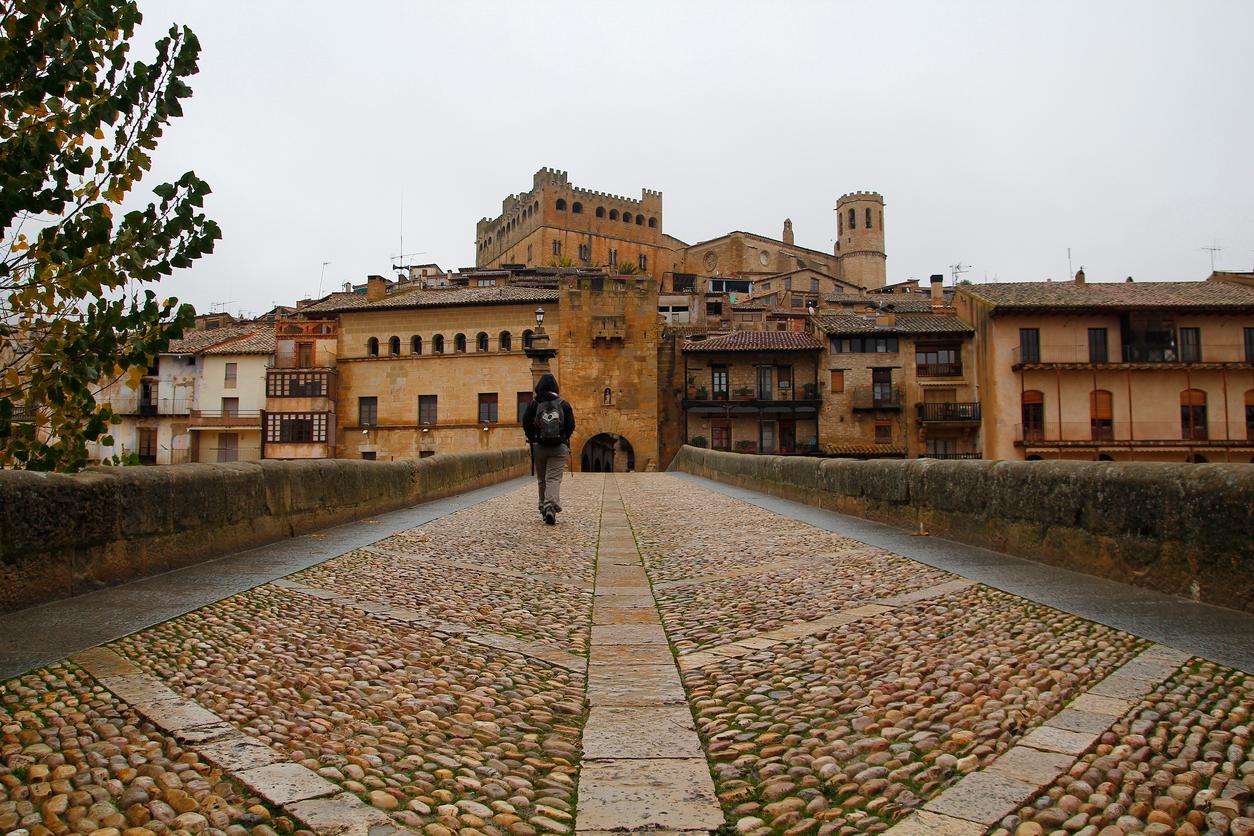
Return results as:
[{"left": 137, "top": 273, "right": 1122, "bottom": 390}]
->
[{"left": 132, "top": 1, "right": 1254, "bottom": 318}]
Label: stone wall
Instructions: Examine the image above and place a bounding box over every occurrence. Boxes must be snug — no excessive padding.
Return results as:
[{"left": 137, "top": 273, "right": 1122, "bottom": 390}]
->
[
  {"left": 0, "top": 448, "right": 529, "bottom": 613},
  {"left": 670, "top": 446, "right": 1254, "bottom": 612}
]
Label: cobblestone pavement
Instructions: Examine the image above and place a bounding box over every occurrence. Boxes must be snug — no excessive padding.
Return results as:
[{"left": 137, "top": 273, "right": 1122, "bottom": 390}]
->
[{"left": 3, "top": 472, "right": 1251, "bottom": 836}]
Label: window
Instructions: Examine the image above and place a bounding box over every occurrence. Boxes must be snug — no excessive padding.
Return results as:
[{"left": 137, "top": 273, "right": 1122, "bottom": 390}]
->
[
  {"left": 848, "top": 208, "right": 856, "bottom": 230},
  {"left": 1019, "top": 328, "right": 1040, "bottom": 363},
  {"left": 572, "top": 201, "right": 582, "bottom": 214},
  {"left": 555, "top": 198, "right": 566, "bottom": 211},
  {"left": 706, "top": 301, "right": 722, "bottom": 316},
  {"left": 609, "top": 209, "right": 619, "bottom": 220},
  {"left": 1179, "top": 327, "right": 1201, "bottom": 362},
  {"left": 224, "top": 362, "right": 238, "bottom": 388},
  {"left": 757, "top": 366, "right": 773, "bottom": 400},
  {"left": 831, "top": 336, "right": 899, "bottom": 353},
  {"left": 711, "top": 365, "right": 729, "bottom": 400},
  {"left": 865, "top": 207, "right": 873, "bottom": 228},
  {"left": 268, "top": 370, "right": 328, "bottom": 397},
  {"left": 360, "top": 451, "right": 376, "bottom": 461},
  {"left": 217, "top": 433, "right": 238, "bottom": 463},
  {"left": 791, "top": 296, "right": 805, "bottom": 308},
  {"left": 608, "top": 249, "right": 617, "bottom": 266},
  {"left": 872, "top": 368, "right": 894, "bottom": 406},
  {"left": 419, "top": 395, "right": 437, "bottom": 425},
  {"left": 784, "top": 277, "right": 792, "bottom": 290},
  {"left": 1180, "top": 389, "right": 1207, "bottom": 440},
  {"left": 810, "top": 278, "right": 820, "bottom": 292},
  {"left": 137, "top": 427, "right": 157, "bottom": 464},
  {"left": 1090, "top": 390, "right": 1114, "bottom": 441},
  {"left": 916, "top": 345, "right": 961, "bottom": 377},
  {"left": 264, "top": 413, "right": 328, "bottom": 443},
  {"left": 433, "top": 334, "right": 445, "bottom": 354},
  {"left": 777, "top": 365, "right": 793, "bottom": 397},
  {"left": 1088, "top": 328, "right": 1108, "bottom": 363},
  {"left": 389, "top": 336, "right": 400, "bottom": 356},
  {"left": 623, "top": 212, "right": 632, "bottom": 224},
  {"left": 499, "top": 331, "right": 512, "bottom": 351},
  {"left": 367, "top": 337, "right": 379, "bottom": 357},
  {"left": 874, "top": 420, "right": 892, "bottom": 444},
  {"left": 221, "top": 397, "right": 239, "bottom": 417},
  {"left": 1245, "top": 328, "right": 1254, "bottom": 362},
  {"left": 522, "top": 330, "right": 534, "bottom": 349},
  {"left": 579, "top": 243, "right": 591, "bottom": 261},
  {"left": 830, "top": 370, "right": 844, "bottom": 393},
  {"left": 517, "top": 392, "right": 533, "bottom": 422},
  {"left": 635, "top": 215, "right": 643, "bottom": 225},
  {"left": 760, "top": 421, "right": 776, "bottom": 454},
  {"left": 454, "top": 333, "right": 467, "bottom": 353},
  {"left": 411, "top": 335, "right": 422, "bottom": 355},
  {"left": 639, "top": 254, "right": 647, "bottom": 270},
  {"left": 478, "top": 393, "right": 498, "bottom": 423},
  {"left": 358, "top": 397, "right": 377, "bottom": 427},
  {"left": 419, "top": 450, "right": 435, "bottom": 459},
  {"left": 648, "top": 217, "right": 657, "bottom": 228},
  {"left": 477, "top": 332, "right": 489, "bottom": 352},
  {"left": 1022, "top": 390, "right": 1044, "bottom": 441},
  {"left": 297, "top": 342, "right": 314, "bottom": 368},
  {"left": 1246, "top": 390, "right": 1254, "bottom": 439},
  {"left": 711, "top": 422, "right": 730, "bottom": 451},
  {"left": 596, "top": 206, "right": 605, "bottom": 218},
  {"left": 552, "top": 240, "right": 561, "bottom": 256}
]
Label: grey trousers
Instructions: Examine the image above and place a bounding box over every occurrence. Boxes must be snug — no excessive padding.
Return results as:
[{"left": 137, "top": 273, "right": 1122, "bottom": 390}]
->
[{"left": 533, "top": 442, "right": 569, "bottom": 514}]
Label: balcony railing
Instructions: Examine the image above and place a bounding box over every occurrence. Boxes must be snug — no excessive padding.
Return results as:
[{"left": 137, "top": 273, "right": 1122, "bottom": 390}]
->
[
  {"left": 919, "top": 452, "right": 983, "bottom": 460},
  {"left": 850, "top": 385, "right": 903, "bottom": 411},
  {"left": 916, "top": 362, "right": 964, "bottom": 378},
  {"left": 106, "top": 396, "right": 192, "bottom": 416},
  {"left": 1012, "top": 343, "right": 1251, "bottom": 367},
  {"left": 917, "top": 402, "right": 981, "bottom": 422},
  {"left": 1014, "top": 420, "right": 1253, "bottom": 446},
  {"left": 189, "top": 410, "right": 262, "bottom": 429}
]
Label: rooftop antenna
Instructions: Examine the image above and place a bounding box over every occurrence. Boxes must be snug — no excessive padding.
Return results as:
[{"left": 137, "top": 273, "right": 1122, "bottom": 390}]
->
[
  {"left": 1200, "top": 241, "right": 1222, "bottom": 272},
  {"left": 209, "top": 301, "right": 236, "bottom": 314},
  {"left": 949, "top": 262, "right": 970, "bottom": 285},
  {"left": 317, "top": 261, "right": 331, "bottom": 297},
  {"left": 1067, "top": 247, "right": 1074, "bottom": 280}
]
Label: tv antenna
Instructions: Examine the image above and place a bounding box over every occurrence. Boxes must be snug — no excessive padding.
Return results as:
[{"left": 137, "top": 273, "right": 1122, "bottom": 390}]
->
[
  {"left": 1200, "top": 241, "right": 1223, "bottom": 272},
  {"left": 949, "top": 262, "right": 970, "bottom": 284},
  {"left": 209, "top": 301, "right": 236, "bottom": 314},
  {"left": 317, "top": 261, "right": 331, "bottom": 297}
]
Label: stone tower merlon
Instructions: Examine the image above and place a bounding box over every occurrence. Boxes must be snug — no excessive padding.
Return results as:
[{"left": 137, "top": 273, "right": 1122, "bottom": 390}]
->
[
  {"left": 835, "top": 191, "right": 887, "bottom": 290},
  {"left": 533, "top": 167, "right": 570, "bottom": 190},
  {"left": 783, "top": 218, "right": 794, "bottom": 246}
]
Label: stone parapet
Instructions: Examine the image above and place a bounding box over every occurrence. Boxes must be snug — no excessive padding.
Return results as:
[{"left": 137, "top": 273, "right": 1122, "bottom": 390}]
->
[
  {"left": 669, "top": 446, "right": 1254, "bottom": 612},
  {"left": 0, "top": 449, "right": 528, "bottom": 613}
]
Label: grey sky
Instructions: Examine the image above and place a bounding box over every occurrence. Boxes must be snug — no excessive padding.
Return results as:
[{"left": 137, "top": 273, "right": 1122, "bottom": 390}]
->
[{"left": 133, "top": 1, "right": 1254, "bottom": 317}]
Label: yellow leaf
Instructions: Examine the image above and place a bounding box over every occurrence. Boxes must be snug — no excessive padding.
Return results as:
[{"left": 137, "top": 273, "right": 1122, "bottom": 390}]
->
[{"left": 92, "top": 128, "right": 105, "bottom": 141}]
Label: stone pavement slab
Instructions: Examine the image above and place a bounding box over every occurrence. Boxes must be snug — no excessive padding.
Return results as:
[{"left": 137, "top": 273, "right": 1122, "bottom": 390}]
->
[
  {"left": 985, "top": 745, "right": 1075, "bottom": 784},
  {"left": 575, "top": 758, "right": 724, "bottom": 832},
  {"left": 884, "top": 810, "right": 987, "bottom": 836},
  {"left": 234, "top": 762, "right": 340, "bottom": 805},
  {"left": 581, "top": 706, "right": 704, "bottom": 759},
  {"left": 923, "top": 770, "right": 1038, "bottom": 825},
  {"left": 591, "top": 624, "right": 669, "bottom": 645}
]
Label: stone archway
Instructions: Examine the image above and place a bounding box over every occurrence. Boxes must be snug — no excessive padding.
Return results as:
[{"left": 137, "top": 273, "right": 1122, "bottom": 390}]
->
[{"left": 580, "top": 433, "right": 635, "bottom": 473}]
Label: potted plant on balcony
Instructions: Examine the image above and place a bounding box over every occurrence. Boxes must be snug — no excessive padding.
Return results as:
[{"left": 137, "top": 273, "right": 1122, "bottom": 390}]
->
[
  {"left": 736, "top": 386, "right": 753, "bottom": 401},
  {"left": 690, "top": 435, "right": 708, "bottom": 448},
  {"left": 802, "top": 382, "right": 817, "bottom": 399},
  {"left": 695, "top": 385, "right": 709, "bottom": 400},
  {"left": 687, "top": 378, "right": 697, "bottom": 398},
  {"left": 735, "top": 439, "right": 757, "bottom": 453}
]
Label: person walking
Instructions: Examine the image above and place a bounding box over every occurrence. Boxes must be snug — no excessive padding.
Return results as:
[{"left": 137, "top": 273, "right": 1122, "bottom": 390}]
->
[{"left": 523, "top": 373, "right": 576, "bottom": 525}]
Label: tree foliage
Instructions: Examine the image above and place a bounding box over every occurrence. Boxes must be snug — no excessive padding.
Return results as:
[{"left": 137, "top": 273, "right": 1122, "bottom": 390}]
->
[{"left": 0, "top": 0, "right": 219, "bottom": 471}]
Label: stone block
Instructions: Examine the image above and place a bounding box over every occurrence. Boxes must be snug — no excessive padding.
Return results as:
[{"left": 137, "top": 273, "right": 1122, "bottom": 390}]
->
[
  {"left": 884, "top": 810, "right": 988, "bottom": 836},
  {"left": 591, "top": 624, "right": 669, "bottom": 645},
  {"left": 582, "top": 706, "right": 703, "bottom": 759},
  {"left": 234, "top": 762, "right": 339, "bottom": 805},
  {"left": 1048, "top": 708, "right": 1117, "bottom": 735},
  {"left": 985, "top": 745, "right": 1074, "bottom": 785},
  {"left": 1019, "top": 725, "right": 1099, "bottom": 756},
  {"left": 587, "top": 663, "right": 687, "bottom": 706},
  {"left": 286, "top": 791, "right": 400, "bottom": 836},
  {"left": 196, "top": 734, "right": 285, "bottom": 772},
  {"left": 923, "top": 770, "right": 1038, "bottom": 825},
  {"left": 575, "top": 758, "right": 722, "bottom": 831},
  {"left": 593, "top": 607, "right": 662, "bottom": 625},
  {"left": 589, "top": 644, "right": 670, "bottom": 667}
]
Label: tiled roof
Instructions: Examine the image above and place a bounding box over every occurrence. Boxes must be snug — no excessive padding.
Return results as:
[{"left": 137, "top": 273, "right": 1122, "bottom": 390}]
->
[
  {"left": 964, "top": 280, "right": 1254, "bottom": 311},
  {"left": 817, "top": 313, "right": 973, "bottom": 335},
  {"left": 824, "top": 445, "right": 907, "bottom": 457},
  {"left": 166, "top": 325, "right": 261, "bottom": 354},
  {"left": 682, "top": 331, "right": 825, "bottom": 353},
  {"left": 302, "top": 285, "right": 560, "bottom": 313},
  {"left": 202, "top": 328, "right": 276, "bottom": 355}
]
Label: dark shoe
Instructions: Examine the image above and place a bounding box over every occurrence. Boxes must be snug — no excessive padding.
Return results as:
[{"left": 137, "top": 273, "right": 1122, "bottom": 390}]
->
[{"left": 544, "top": 511, "right": 556, "bottom": 525}]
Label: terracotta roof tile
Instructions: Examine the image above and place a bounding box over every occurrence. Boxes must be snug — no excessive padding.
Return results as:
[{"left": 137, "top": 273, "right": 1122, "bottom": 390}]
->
[
  {"left": 964, "top": 280, "right": 1254, "bottom": 311},
  {"left": 166, "top": 325, "right": 261, "bottom": 354},
  {"left": 202, "top": 329, "right": 276, "bottom": 355},
  {"left": 816, "top": 313, "right": 973, "bottom": 335},
  {"left": 302, "top": 285, "right": 559, "bottom": 313},
  {"left": 682, "top": 331, "right": 824, "bottom": 353}
]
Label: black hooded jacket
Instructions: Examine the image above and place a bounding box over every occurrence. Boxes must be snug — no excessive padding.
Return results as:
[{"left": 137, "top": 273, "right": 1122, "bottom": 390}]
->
[{"left": 523, "top": 373, "right": 576, "bottom": 444}]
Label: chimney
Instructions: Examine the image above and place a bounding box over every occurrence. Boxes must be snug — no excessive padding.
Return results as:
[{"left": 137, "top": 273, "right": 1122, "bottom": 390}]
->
[
  {"left": 875, "top": 304, "right": 897, "bottom": 327},
  {"left": 782, "top": 218, "right": 794, "bottom": 246},
  {"left": 1074, "top": 268, "right": 1086, "bottom": 286},
  {"left": 1125, "top": 276, "right": 1134, "bottom": 283},
  {"left": 930, "top": 274, "right": 944, "bottom": 307},
  {"left": 366, "top": 274, "right": 387, "bottom": 301}
]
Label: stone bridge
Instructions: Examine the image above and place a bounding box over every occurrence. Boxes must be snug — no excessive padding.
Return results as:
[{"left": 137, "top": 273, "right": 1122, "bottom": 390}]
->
[{"left": 1, "top": 464, "right": 1252, "bottom": 835}]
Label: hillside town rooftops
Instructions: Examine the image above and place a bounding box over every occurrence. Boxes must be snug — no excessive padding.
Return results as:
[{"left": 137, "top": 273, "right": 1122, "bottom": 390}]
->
[
  {"left": 166, "top": 324, "right": 264, "bottom": 354},
  {"left": 682, "top": 331, "right": 825, "bottom": 353},
  {"left": 964, "top": 280, "right": 1254, "bottom": 313},
  {"left": 202, "top": 328, "right": 277, "bottom": 355},
  {"left": 816, "top": 313, "right": 973, "bottom": 335}
]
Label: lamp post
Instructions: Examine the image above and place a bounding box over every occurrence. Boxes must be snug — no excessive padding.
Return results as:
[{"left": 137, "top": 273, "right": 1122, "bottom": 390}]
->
[{"left": 524, "top": 306, "right": 556, "bottom": 387}]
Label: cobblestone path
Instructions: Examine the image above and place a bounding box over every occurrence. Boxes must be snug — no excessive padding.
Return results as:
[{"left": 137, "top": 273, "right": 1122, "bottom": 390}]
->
[{"left": 3, "top": 473, "right": 1250, "bottom": 836}]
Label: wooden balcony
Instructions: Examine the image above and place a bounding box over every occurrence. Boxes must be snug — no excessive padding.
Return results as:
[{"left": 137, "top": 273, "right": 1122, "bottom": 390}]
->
[
  {"left": 917, "top": 402, "right": 981, "bottom": 423},
  {"left": 188, "top": 410, "right": 262, "bottom": 430}
]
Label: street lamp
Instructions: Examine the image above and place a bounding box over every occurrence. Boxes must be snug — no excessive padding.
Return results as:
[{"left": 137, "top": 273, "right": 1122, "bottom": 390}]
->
[{"left": 535, "top": 307, "right": 545, "bottom": 329}]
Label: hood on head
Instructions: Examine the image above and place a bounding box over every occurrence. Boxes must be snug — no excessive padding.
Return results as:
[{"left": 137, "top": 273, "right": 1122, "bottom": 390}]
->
[{"left": 535, "top": 373, "right": 559, "bottom": 396}]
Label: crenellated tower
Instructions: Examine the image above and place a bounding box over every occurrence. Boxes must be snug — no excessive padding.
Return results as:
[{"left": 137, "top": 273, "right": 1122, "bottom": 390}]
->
[{"left": 835, "top": 191, "right": 886, "bottom": 289}]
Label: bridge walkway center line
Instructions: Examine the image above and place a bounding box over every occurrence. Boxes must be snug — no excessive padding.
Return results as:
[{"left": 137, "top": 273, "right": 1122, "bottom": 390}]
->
[{"left": 574, "top": 475, "right": 724, "bottom": 834}]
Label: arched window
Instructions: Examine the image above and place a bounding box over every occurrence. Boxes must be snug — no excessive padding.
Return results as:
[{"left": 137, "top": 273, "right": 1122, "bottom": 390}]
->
[
  {"left": 1181, "top": 389, "right": 1207, "bottom": 440},
  {"left": 648, "top": 217, "right": 657, "bottom": 228},
  {"left": 555, "top": 198, "right": 567, "bottom": 211},
  {"left": 411, "top": 335, "right": 422, "bottom": 355},
  {"left": 595, "top": 206, "right": 605, "bottom": 218},
  {"left": 866, "top": 207, "right": 873, "bottom": 228},
  {"left": 838, "top": 214, "right": 843, "bottom": 235},
  {"left": 609, "top": 209, "right": 619, "bottom": 221},
  {"left": 477, "top": 332, "right": 489, "bottom": 352},
  {"left": 848, "top": 208, "right": 857, "bottom": 230},
  {"left": 533, "top": 200, "right": 539, "bottom": 212},
  {"left": 623, "top": 212, "right": 633, "bottom": 223},
  {"left": 572, "top": 202, "right": 582, "bottom": 214},
  {"left": 635, "top": 215, "right": 643, "bottom": 225},
  {"left": 523, "top": 329, "right": 535, "bottom": 350},
  {"left": 1021, "top": 390, "right": 1044, "bottom": 441},
  {"left": 433, "top": 334, "right": 445, "bottom": 354},
  {"left": 367, "top": 337, "right": 379, "bottom": 357},
  {"left": 1089, "top": 390, "right": 1113, "bottom": 441},
  {"left": 388, "top": 336, "right": 400, "bottom": 356},
  {"left": 499, "top": 331, "right": 512, "bottom": 351},
  {"left": 454, "top": 333, "right": 467, "bottom": 353}
]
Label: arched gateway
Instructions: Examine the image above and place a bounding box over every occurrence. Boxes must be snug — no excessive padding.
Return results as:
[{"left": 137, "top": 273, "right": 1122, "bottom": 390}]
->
[{"left": 580, "top": 433, "right": 635, "bottom": 473}]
